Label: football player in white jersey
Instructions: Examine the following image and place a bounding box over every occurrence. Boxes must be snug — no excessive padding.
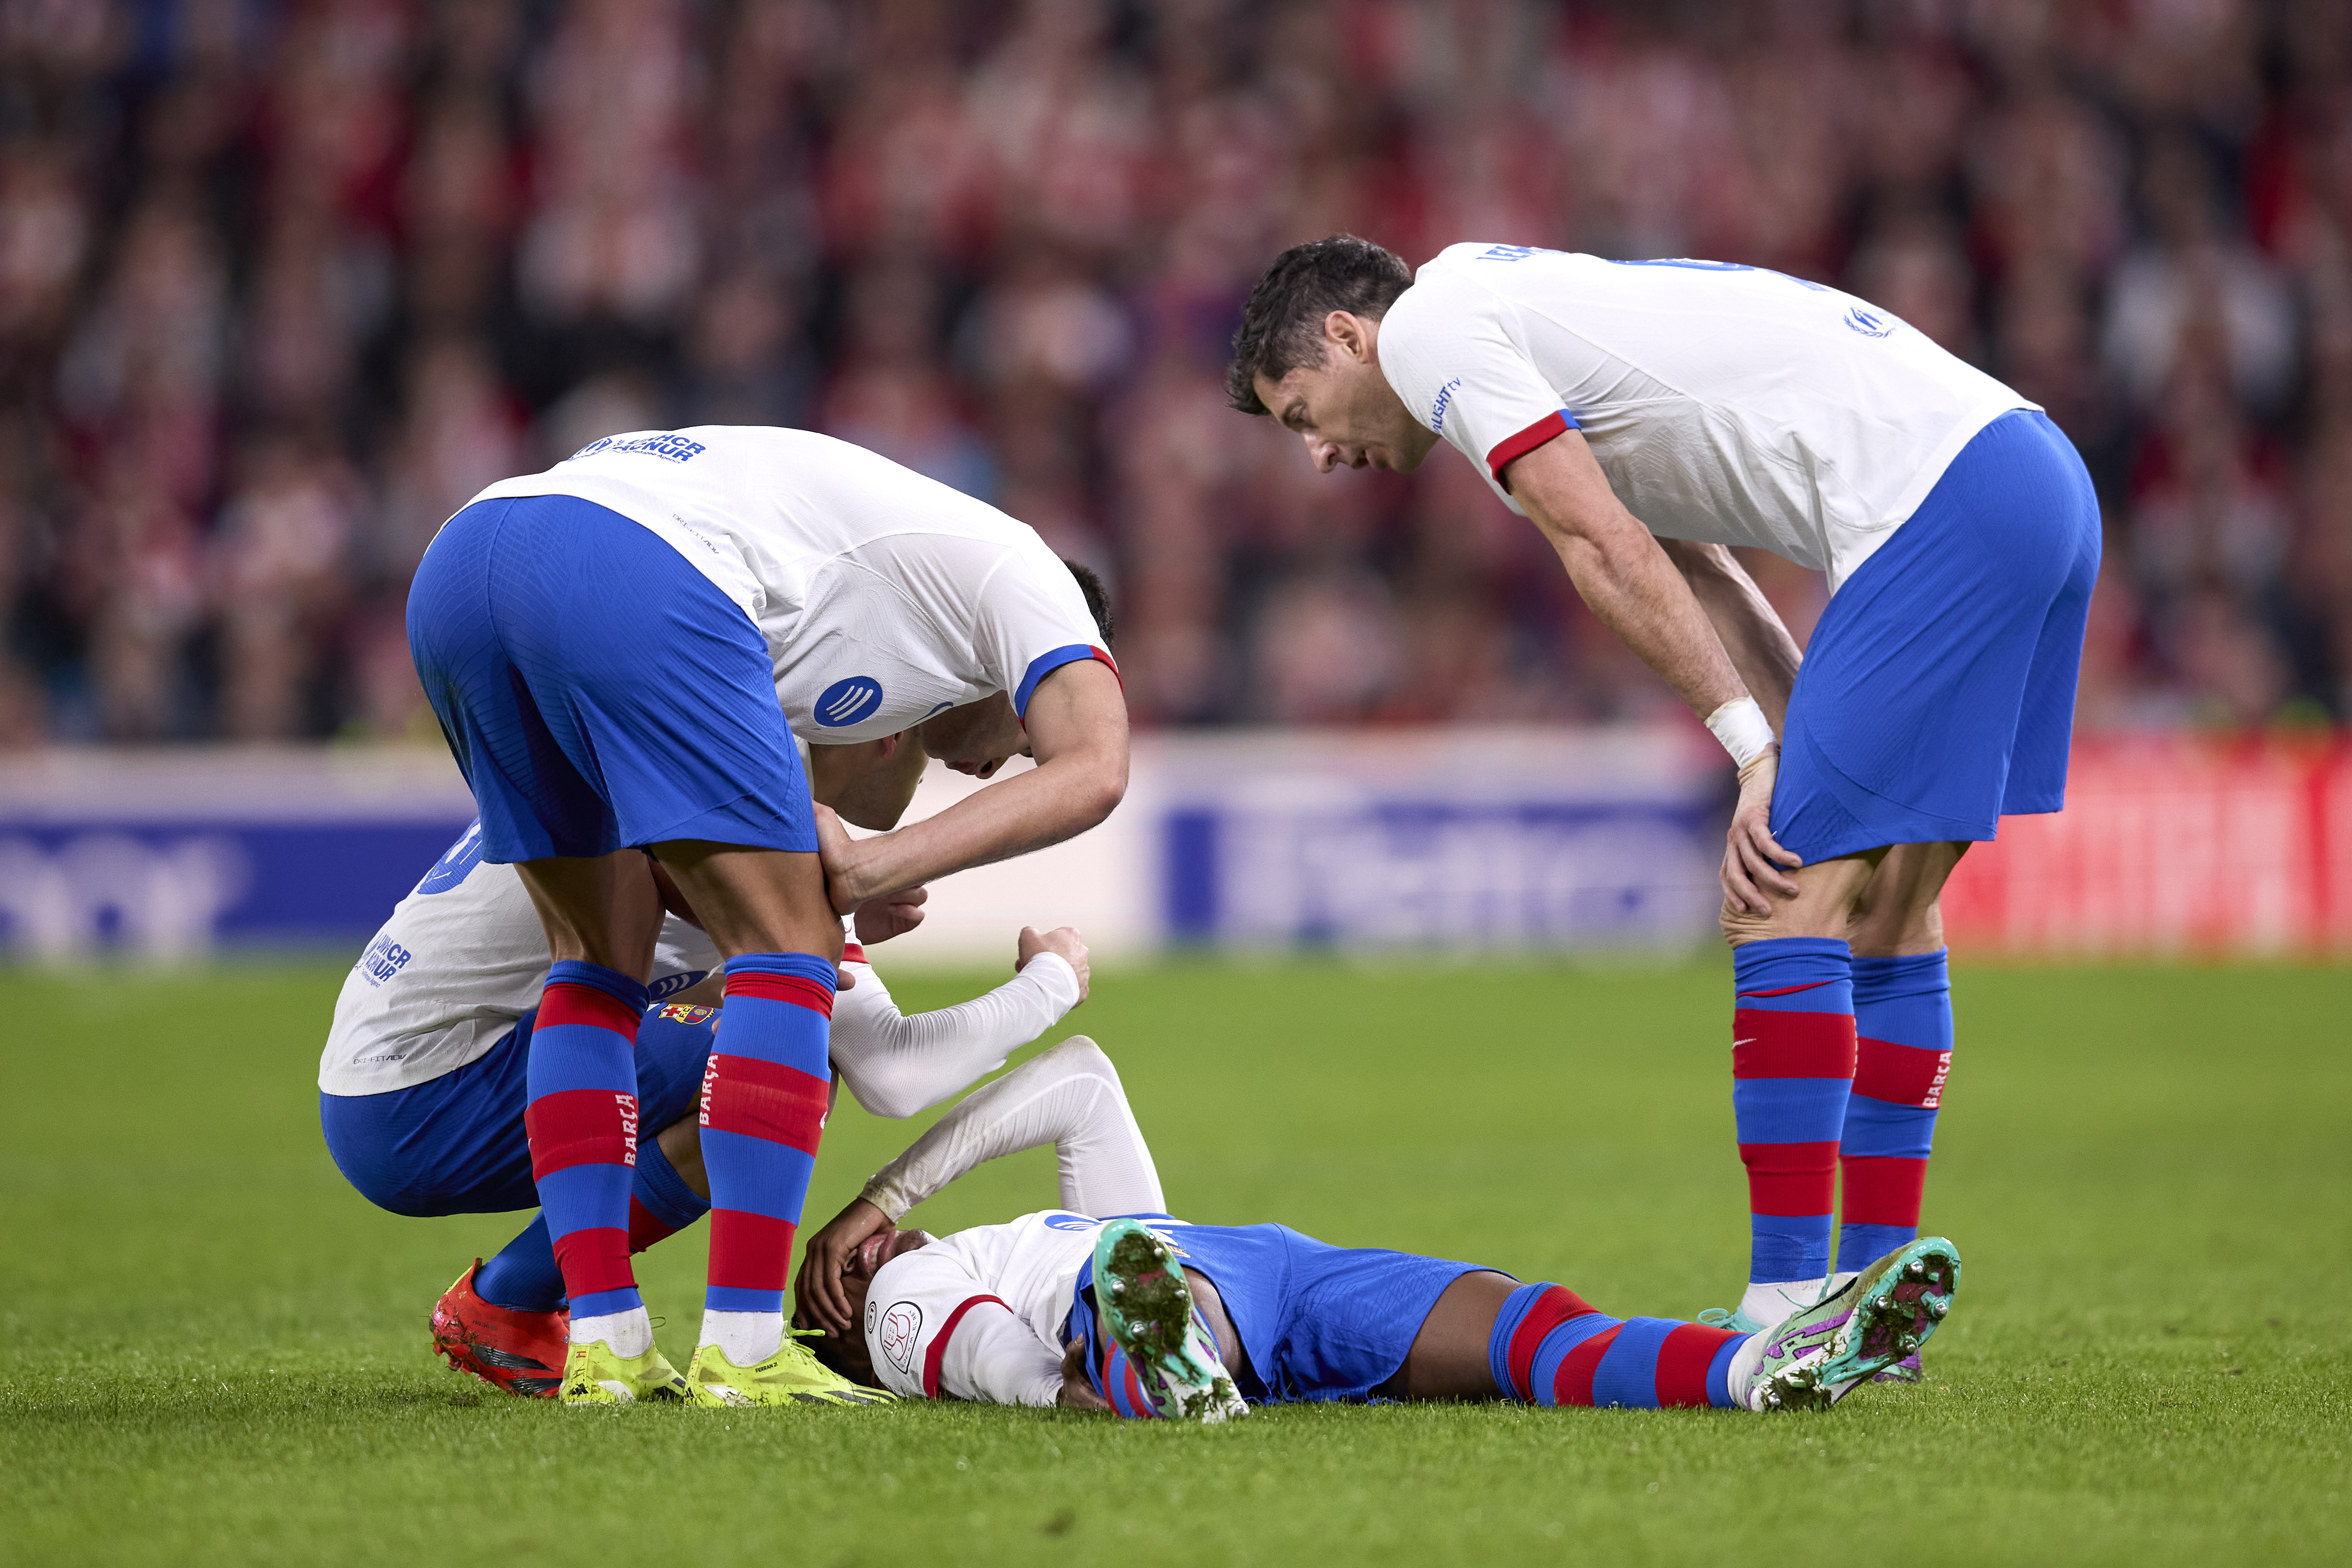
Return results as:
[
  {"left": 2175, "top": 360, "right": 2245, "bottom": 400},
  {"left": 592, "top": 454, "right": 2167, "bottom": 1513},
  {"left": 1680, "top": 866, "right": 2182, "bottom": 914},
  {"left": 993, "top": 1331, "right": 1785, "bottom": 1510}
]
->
[
  {"left": 1228, "top": 237, "right": 2097, "bottom": 1342},
  {"left": 406, "top": 426, "right": 1128, "bottom": 1405},
  {"left": 788, "top": 1037, "right": 1961, "bottom": 1419},
  {"left": 321, "top": 727, "right": 1093, "bottom": 1402}
]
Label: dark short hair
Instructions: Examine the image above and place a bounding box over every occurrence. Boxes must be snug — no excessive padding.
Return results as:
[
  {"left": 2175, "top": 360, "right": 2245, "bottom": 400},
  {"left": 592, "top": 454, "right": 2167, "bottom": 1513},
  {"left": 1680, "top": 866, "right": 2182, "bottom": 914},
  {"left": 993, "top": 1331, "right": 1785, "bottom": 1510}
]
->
[
  {"left": 1226, "top": 235, "right": 1413, "bottom": 415},
  {"left": 1065, "top": 558, "right": 1115, "bottom": 649}
]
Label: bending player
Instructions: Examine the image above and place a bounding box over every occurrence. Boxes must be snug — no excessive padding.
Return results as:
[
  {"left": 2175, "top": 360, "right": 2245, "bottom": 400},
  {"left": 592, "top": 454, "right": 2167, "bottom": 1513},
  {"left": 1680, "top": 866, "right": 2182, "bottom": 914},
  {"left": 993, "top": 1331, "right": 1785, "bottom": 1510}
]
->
[
  {"left": 1227, "top": 237, "right": 2094, "bottom": 1346},
  {"left": 791, "top": 1038, "right": 1961, "bottom": 1420},
  {"left": 319, "top": 726, "right": 1095, "bottom": 1403},
  {"left": 405, "top": 425, "right": 1126, "bottom": 1405}
]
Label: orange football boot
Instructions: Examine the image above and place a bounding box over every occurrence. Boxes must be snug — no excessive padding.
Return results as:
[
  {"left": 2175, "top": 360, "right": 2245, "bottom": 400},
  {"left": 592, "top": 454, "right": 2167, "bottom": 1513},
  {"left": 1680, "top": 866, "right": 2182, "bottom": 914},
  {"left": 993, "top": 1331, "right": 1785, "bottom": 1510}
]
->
[{"left": 431, "top": 1261, "right": 570, "bottom": 1399}]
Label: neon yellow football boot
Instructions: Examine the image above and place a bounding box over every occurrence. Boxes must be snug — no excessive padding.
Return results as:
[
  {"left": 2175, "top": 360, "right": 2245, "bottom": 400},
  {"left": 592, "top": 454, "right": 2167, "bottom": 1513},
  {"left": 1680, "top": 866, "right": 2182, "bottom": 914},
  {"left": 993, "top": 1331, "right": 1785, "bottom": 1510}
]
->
[
  {"left": 684, "top": 1330, "right": 896, "bottom": 1408},
  {"left": 558, "top": 1338, "right": 688, "bottom": 1405}
]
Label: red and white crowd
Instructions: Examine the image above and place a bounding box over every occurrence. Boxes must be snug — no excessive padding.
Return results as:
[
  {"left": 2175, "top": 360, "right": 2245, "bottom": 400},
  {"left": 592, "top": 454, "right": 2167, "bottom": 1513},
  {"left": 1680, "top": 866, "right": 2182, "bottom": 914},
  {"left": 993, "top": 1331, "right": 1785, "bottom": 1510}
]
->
[{"left": 0, "top": 0, "right": 2346, "bottom": 743}]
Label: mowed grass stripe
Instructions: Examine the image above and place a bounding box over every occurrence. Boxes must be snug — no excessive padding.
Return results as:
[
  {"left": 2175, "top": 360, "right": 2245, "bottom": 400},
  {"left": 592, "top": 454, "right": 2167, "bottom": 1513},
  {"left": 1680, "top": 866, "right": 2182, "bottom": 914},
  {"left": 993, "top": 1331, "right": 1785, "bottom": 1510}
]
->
[{"left": 1, "top": 959, "right": 2346, "bottom": 1565}]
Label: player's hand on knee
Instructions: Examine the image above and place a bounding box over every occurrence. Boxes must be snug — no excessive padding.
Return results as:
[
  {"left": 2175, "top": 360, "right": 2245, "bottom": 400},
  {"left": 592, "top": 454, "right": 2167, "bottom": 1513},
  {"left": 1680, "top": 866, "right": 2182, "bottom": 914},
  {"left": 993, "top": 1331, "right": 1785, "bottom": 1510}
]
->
[
  {"left": 1018, "top": 926, "right": 1090, "bottom": 1002},
  {"left": 1057, "top": 1338, "right": 1110, "bottom": 1411},
  {"left": 1722, "top": 748, "right": 1803, "bottom": 916},
  {"left": 854, "top": 883, "right": 928, "bottom": 946},
  {"left": 794, "top": 1196, "right": 891, "bottom": 1335}
]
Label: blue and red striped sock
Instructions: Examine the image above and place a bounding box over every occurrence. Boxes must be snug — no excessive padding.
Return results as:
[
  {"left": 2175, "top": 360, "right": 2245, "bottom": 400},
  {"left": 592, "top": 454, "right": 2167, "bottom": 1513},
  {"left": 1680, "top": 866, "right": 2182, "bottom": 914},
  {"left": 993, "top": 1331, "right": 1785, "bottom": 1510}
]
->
[
  {"left": 1092, "top": 1304, "right": 1224, "bottom": 1419},
  {"left": 1837, "top": 950, "right": 1953, "bottom": 1274},
  {"left": 1486, "top": 1283, "right": 1749, "bottom": 1408},
  {"left": 475, "top": 1134, "right": 711, "bottom": 1313},
  {"left": 475, "top": 1217, "right": 566, "bottom": 1313},
  {"left": 698, "top": 953, "right": 835, "bottom": 1327},
  {"left": 1732, "top": 937, "right": 1857, "bottom": 1294},
  {"left": 524, "top": 960, "right": 649, "bottom": 1321}
]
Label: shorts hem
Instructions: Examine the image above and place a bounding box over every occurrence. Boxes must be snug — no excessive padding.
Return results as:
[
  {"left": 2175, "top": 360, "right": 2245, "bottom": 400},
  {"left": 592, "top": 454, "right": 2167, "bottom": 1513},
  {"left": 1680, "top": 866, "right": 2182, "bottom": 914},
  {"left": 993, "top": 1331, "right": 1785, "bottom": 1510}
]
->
[
  {"left": 1786, "top": 821, "right": 1998, "bottom": 865},
  {"left": 633, "top": 790, "right": 818, "bottom": 854},
  {"left": 1778, "top": 730, "right": 1996, "bottom": 863}
]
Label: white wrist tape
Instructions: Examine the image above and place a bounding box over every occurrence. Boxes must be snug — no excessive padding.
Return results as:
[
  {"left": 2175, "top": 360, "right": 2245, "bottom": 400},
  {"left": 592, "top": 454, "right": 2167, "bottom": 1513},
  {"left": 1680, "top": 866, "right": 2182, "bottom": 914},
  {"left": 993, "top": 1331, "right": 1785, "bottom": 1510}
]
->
[{"left": 1704, "top": 697, "right": 1778, "bottom": 770}]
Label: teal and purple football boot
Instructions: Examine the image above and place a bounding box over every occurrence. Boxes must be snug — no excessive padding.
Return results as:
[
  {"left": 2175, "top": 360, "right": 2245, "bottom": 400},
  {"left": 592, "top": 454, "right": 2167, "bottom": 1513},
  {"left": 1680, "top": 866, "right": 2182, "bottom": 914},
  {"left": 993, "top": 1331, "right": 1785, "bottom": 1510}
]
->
[{"left": 1740, "top": 1237, "right": 1961, "bottom": 1411}]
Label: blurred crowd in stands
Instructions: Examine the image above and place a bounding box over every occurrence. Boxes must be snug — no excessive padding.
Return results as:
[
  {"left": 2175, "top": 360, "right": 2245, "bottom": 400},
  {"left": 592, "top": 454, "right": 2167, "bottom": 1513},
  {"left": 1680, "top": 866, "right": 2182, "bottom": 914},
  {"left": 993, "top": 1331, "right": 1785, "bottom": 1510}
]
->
[{"left": 0, "top": 0, "right": 2347, "bottom": 745}]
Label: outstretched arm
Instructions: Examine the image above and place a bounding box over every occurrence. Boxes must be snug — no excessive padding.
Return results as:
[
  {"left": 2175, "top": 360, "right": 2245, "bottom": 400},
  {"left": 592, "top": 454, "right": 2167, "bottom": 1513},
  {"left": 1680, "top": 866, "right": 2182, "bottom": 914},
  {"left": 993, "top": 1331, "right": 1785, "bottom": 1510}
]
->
[
  {"left": 1505, "top": 433, "right": 1802, "bottom": 913},
  {"left": 861, "top": 1033, "right": 1163, "bottom": 1221},
  {"left": 831, "top": 927, "right": 1090, "bottom": 1120}
]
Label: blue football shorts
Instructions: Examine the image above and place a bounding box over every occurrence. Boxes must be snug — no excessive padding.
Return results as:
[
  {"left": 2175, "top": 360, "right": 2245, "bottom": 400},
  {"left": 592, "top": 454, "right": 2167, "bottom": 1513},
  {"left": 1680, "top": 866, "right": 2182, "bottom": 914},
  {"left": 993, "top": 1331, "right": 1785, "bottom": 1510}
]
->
[
  {"left": 319, "top": 1004, "right": 719, "bottom": 1218},
  {"left": 1771, "top": 409, "right": 2104, "bottom": 863},
  {"left": 407, "top": 493, "right": 815, "bottom": 863},
  {"left": 1069, "top": 1220, "right": 1492, "bottom": 1403}
]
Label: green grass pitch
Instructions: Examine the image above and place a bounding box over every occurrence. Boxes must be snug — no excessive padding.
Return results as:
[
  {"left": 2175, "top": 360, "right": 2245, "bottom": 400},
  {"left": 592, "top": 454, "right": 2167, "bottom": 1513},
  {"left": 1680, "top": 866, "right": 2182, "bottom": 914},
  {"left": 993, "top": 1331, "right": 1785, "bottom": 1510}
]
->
[{"left": 4, "top": 956, "right": 2348, "bottom": 1565}]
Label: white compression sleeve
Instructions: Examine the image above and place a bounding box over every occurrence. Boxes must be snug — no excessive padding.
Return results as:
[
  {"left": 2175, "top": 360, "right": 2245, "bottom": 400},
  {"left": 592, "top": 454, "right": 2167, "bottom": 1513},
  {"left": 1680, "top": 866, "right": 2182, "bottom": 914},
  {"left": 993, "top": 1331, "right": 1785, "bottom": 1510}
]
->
[
  {"left": 858, "top": 1036, "right": 1166, "bottom": 1223},
  {"left": 830, "top": 952, "right": 1082, "bottom": 1121}
]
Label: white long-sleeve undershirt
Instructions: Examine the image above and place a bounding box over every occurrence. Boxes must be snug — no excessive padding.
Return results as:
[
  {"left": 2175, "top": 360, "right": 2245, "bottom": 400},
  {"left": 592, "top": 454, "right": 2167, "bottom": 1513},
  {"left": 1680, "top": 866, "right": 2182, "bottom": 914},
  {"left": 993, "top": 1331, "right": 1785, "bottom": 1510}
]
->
[
  {"left": 830, "top": 951, "right": 1081, "bottom": 1121},
  {"left": 857, "top": 1035, "right": 1165, "bottom": 1224}
]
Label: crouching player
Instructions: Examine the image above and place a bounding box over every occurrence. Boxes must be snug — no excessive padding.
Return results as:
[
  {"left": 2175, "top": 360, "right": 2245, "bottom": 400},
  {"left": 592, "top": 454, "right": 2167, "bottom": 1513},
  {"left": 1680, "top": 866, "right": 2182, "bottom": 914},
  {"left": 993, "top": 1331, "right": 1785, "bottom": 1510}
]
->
[
  {"left": 793, "top": 1039, "right": 1961, "bottom": 1419},
  {"left": 318, "top": 729, "right": 1092, "bottom": 1405}
]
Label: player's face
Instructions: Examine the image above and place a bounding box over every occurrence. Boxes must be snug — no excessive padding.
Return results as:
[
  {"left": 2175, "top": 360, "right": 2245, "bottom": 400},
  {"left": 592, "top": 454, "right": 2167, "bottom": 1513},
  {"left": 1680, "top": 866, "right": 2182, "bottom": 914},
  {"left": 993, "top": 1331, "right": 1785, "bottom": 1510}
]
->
[
  {"left": 916, "top": 693, "right": 1030, "bottom": 780},
  {"left": 826, "top": 1226, "right": 934, "bottom": 1384},
  {"left": 1254, "top": 316, "right": 1437, "bottom": 476}
]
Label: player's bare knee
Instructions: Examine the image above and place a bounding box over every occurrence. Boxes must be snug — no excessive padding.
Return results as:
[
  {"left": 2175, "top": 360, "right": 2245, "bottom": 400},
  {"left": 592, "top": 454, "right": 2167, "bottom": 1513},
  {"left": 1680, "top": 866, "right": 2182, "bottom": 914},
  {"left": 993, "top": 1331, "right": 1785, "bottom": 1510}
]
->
[
  {"left": 1846, "top": 841, "right": 1964, "bottom": 955},
  {"left": 1720, "top": 855, "right": 1877, "bottom": 947},
  {"left": 1721, "top": 902, "right": 1847, "bottom": 947},
  {"left": 1847, "top": 900, "right": 1946, "bottom": 957}
]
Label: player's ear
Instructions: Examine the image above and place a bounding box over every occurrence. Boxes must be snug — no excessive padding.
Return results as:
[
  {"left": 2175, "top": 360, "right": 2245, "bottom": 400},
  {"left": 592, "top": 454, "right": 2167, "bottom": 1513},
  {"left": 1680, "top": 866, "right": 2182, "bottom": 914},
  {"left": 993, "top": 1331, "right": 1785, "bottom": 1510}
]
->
[{"left": 1324, "top": 310, "right": 1371, "bottom": 363}]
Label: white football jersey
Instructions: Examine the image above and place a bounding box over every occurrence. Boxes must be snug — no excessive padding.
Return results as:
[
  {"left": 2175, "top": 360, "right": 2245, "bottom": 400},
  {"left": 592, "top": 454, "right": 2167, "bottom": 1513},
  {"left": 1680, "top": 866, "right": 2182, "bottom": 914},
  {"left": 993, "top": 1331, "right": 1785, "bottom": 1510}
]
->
[
  {"left": 1377, "top": 244, "right": 2038, "bottom": 593},
  {"left": 865, "top": 1209, "right": 1171, "bottom": 1405},
  {"left": 317, "top": 822, "right": 720, "bottom": 1096},
  {"left": 464, "top": 425, "right": 1115, "bottom": 740}
]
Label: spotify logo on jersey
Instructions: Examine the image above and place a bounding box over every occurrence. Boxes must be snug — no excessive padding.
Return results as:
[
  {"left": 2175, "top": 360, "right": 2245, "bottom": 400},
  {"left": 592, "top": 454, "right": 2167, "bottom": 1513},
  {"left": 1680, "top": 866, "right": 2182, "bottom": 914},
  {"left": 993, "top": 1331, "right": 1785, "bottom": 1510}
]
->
[{"left": 814, "top": 675, "right": 884, "bottom": 728}]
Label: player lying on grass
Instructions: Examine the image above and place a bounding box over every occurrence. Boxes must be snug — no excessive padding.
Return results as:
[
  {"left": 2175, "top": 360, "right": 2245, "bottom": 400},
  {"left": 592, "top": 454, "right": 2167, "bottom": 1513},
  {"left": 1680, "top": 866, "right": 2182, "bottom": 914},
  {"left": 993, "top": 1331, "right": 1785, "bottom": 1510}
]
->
[
  {"left": 404, "top": 425, "right": 1128, "bottom": 1406},
  {"left": 1229, "top": 237, "right": 2093, "bottom": 1348},
  {"left": 320, "top": 728, "right": 1091, "bottom": 1405},
  {"left": 791, "top": 1037, "right": 1962, "bottom": 1420}
]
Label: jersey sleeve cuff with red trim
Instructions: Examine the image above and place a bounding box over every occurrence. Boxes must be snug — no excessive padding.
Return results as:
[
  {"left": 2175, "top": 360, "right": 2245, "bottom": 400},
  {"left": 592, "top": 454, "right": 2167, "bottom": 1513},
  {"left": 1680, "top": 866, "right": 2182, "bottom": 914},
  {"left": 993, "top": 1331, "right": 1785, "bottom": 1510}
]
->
[
  {"left": 1485, "top": 409, "right": 1579, "bottom": 492},
  {"left": 1012, "top": 644, "right": 1120, "bottom": 717},
  {"left": 923, "top": 1294, "right": 1012, "bottom": 1397}
]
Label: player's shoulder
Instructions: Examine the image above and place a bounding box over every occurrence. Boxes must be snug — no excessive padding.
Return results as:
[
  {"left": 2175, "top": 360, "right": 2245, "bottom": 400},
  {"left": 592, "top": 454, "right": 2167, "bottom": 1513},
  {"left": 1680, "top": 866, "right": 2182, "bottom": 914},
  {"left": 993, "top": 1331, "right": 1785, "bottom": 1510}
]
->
[
  {"left": 864, "top": 1231, "right": 1010, "bottom": 1392},
  {"left": 1388, "top": 244, "right": 1579, "bottom": 342},
  {"left": 1420, "top": 240, "right": 1566, "bottom": 272},
  {"left": 1412, "top": 241, "right": 1607, "bottom": 287}
]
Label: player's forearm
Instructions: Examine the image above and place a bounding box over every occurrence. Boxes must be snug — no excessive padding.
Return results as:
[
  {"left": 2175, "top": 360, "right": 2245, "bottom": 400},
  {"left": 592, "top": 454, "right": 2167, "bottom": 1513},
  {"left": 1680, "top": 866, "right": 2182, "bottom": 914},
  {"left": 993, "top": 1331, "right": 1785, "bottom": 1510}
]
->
[
  {"left": 1509, "top": 436, "right": 1751, "bottom": 721},
  {"left": 834, "top": 953, "right": 1080, "bottom": 1120},
  {"left": 1545, "top": 524, "right": 1750, "bottom": 719},
  {"left": 1659, "top": 540, "right": 1802, "bottom": 734},
  {"left": 830, "top": 754, "right": 1122, "bottom": 906}
]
